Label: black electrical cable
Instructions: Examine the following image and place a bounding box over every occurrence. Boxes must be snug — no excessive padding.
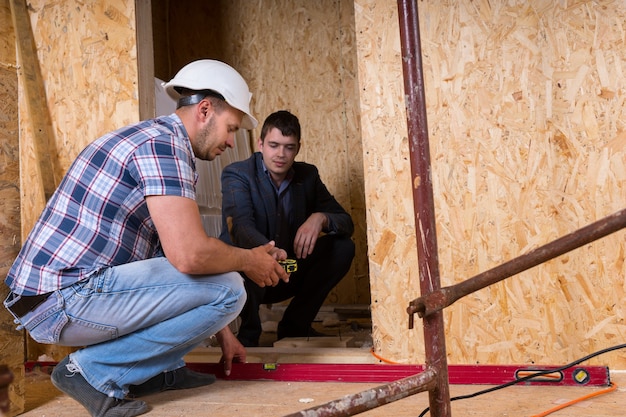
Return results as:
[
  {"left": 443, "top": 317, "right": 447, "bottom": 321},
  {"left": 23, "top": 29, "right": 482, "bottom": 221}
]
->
[{"left": 417, "top": 342, "right": 626, "bottom": 417}]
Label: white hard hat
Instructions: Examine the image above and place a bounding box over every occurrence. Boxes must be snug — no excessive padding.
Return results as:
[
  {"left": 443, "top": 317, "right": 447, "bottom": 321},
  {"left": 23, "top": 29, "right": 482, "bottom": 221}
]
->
[{"left": 163, "top": 59, "right": 258, "bottom": 130}]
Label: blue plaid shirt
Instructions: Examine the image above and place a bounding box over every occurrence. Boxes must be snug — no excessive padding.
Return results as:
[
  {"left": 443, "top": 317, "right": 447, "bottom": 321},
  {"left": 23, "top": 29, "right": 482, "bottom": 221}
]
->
[{"left": 5, "top": 114, "right": 198, "bottom": 295}]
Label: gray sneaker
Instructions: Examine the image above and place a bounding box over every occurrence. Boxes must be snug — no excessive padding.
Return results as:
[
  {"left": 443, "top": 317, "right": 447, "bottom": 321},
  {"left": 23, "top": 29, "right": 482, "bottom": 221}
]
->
[{"left": 51, "top": 356, "right": 149, "bottom": 417}]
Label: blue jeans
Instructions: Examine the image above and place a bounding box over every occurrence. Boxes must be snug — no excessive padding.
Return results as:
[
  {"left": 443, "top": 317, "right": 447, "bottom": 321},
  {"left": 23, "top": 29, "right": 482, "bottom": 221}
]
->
[{"left": 4, "top": 257, "right": 246, "bottom": 398}]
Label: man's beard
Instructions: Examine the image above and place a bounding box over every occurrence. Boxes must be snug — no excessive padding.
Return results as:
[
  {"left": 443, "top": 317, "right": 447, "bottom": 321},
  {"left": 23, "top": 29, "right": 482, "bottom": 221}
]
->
[{"left": 196, "top": 115, "right": 217, "bottom": 161}]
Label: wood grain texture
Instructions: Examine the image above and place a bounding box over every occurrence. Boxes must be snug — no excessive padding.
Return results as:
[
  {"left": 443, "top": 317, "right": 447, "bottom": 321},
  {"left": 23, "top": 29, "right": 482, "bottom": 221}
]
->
[
  {"left": 18, "top": 365, "right": 626, "bottom": 417},
  {"left": 356, "top": 0, "right": 626, "bottom": 368},
  {"left": 0, "top": 2, "right": 24, "bottom": 415}
]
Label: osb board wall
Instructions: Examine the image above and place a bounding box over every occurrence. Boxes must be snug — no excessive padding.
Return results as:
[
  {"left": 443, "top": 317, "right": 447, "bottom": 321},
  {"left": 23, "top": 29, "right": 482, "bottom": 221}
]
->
[
  {"left": 159, "top": 0, "right": 370, "bottom": 305},
  {"left": 19, "top": 0, "right": 140, "bottom": 238},
  {"left": 15, "top": 0, "right": 141, "bottom": 363},
  {"left": 0, "top": 1, "right": 25, "bottom": 414},
  {"left": 356, "top": 0, "right": 626, "bottom": 369}
]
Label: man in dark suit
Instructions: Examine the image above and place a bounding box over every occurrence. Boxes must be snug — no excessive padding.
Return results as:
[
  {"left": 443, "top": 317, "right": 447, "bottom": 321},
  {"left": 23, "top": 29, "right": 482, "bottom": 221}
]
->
[{"left": 220, "top": 110, "right": 355, "bottom": 347}]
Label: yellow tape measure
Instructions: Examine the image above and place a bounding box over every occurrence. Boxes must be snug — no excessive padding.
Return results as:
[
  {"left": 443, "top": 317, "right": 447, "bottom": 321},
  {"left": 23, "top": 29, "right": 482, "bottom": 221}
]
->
[{"left": 278, "top": 259, "right": 298, "bottom": 273}]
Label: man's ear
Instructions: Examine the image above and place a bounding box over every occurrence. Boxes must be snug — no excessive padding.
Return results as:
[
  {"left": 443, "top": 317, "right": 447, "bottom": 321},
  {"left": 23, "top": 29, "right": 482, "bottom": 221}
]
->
[{"left": 197, "top": 98, "right": 212, "bottom": 121}]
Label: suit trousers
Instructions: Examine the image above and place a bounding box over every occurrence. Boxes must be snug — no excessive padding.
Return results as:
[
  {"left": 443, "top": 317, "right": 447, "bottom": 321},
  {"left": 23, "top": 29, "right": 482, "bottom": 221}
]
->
[{"left": 237, "top": 234, "right": 355, "bottom": 346}]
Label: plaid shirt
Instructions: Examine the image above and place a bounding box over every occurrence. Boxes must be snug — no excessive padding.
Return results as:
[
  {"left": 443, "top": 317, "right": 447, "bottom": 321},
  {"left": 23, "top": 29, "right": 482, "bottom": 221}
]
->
[{"left": 5, "top": 114, "right": 198, "bottom": 295}]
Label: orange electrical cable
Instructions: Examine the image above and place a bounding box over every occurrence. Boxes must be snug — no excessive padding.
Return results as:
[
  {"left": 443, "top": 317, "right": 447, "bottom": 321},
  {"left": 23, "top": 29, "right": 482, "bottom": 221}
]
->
[
  {"left": 370, "top": 347, "right": 400, "bottom": 364},
  {"left": 530, "top": 382, "right": 618, "bottom": 417}
]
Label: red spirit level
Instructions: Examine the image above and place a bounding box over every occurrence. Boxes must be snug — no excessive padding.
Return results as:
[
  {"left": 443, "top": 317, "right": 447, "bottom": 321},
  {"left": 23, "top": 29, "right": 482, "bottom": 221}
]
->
[
  {"left": 185, "top": 363, "right": 610, "bottom": 387},
  {"left": 25, "top": 361, "right": 610, "bottom": 387}
]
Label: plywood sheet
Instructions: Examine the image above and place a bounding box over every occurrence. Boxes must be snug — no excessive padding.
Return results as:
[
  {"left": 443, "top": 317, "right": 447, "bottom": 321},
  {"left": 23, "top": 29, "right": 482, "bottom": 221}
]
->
[
  {"left": 356, "top": 0, "right": 626, "bottom": 369},
  {"left": 14, "top": 0, "right": 141, "bottom": 363},
  {"left": 0, "top": 2, "right": 25, "bottom": 414},
  {"left": 17, "top": 369, "right": 626, "bottom": 417},
  {"left": 19, "top": 0, "right": 140, "bottom": 236}
]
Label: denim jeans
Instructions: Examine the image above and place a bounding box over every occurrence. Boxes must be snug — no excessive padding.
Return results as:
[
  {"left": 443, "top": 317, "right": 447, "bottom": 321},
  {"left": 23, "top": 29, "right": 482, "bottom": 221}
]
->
[{"left": 4, "top": 257, "right": 246, "bottom": 398}]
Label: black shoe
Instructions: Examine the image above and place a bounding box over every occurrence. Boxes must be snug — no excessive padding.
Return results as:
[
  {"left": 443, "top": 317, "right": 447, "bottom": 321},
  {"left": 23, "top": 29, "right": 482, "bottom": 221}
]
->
[
  {"left": 236, "top": 327, "right": 261, "bottom": 347},
  {"left": 277, "top": 326, "right": 332, "bottom": 340},
  {"left": 128, "top": 367, "right": 216, "bottom": 398},
  {"left": 236, "top": 336, "right": 259, "bottom": 347},
  {"left": 51, "top": 356, "right": 149, "bottom": 417}
]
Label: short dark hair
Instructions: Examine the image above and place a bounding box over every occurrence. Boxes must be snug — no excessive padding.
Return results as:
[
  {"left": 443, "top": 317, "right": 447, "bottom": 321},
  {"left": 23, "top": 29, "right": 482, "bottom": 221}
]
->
[
  {"left": 175, "top": 88, "right": 227, "bottom": 112},
  {"left": 260, "top": 110, "right": 301, "bottom": 142}
]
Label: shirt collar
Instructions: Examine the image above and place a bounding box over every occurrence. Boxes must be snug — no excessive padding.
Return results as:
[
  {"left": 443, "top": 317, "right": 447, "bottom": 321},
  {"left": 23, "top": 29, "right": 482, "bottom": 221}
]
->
[{"left": 261, "top": 160, "right": 294, "bottom": 193}]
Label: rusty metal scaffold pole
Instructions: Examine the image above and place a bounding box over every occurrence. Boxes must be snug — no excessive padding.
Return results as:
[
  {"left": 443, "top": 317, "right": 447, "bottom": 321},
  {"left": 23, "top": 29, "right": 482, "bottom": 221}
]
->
[{"left": 397, "top": 0, "right": 452, "bottom": 415}]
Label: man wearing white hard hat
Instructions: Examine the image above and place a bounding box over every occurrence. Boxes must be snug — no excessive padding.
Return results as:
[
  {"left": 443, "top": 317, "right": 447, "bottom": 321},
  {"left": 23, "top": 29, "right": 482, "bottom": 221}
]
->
[{"left": 3, "top": 59, "right": 289, "bottom": 417}]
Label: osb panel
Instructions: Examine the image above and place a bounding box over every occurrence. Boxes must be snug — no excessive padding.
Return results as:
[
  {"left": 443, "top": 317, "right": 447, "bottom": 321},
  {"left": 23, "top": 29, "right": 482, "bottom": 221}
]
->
[
  {"left": 213, "top": 0, "right": 370, "bottom": 304},
  {"left": 354, "top": 0, "right": 416, "bottom": 362},
  {"left": 0, "top": 46, "right": 20, "bottom": 302},
  {"left": 0, "top": 2, "right": 25, "bottom": 414},
  {"left": 356, "top": 0, "right": 626, "bottom": 369},
  {"left": 0, "top": 0, "right": 15, "bottom": 66},
  {"left": 17, "top": 0, "right": 141, "bottom": 361},
  {"left": 337, "top": 0, "right": 370, "bottom": 305},
  {"left": 19, "top": 0, "right": 140, "bottom": 236}
]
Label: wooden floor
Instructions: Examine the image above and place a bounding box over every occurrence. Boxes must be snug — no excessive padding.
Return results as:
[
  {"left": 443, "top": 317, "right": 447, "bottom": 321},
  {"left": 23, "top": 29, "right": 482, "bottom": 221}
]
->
[
  {"left": 13, "top": 313, "right": 626, "bottom": 416},
  {"left": 19, "top": 359, "right": 626, "bottom": 417}
]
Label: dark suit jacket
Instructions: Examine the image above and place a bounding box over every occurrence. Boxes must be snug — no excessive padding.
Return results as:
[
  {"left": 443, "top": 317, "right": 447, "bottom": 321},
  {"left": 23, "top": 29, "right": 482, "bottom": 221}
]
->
[{"left": 219, "top": 152, "right": 353, "bottom": 254}]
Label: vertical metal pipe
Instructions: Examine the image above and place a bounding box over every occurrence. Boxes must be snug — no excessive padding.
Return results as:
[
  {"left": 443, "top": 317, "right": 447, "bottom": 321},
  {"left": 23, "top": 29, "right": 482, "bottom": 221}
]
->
[{"left": 397, "top": 1, "right": 451, "bottom": 416}]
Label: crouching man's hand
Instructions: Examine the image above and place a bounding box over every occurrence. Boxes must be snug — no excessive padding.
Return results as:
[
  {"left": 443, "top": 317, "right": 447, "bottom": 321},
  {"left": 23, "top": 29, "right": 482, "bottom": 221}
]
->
[
  {"left": 243, "top": 241, "right": 290, "bottom": 287},
  {"left": 216, "top": 326, "right": 246, "bottom": 377}
]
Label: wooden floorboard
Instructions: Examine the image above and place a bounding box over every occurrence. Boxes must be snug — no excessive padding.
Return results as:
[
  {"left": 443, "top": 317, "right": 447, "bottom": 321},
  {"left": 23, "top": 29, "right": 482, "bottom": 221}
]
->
[
  {"left": 19, "top": 367, "right": 626, "bottom": 416},
  {"left": 16, "top": 318, "right": 626, "bottom": 416}
]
